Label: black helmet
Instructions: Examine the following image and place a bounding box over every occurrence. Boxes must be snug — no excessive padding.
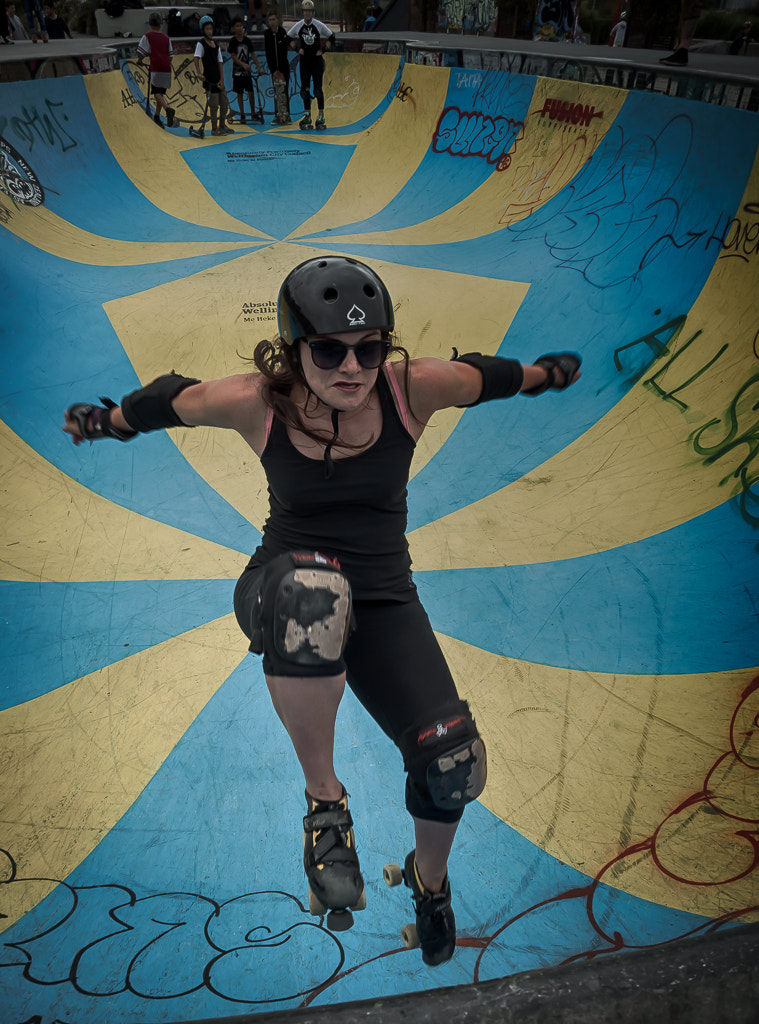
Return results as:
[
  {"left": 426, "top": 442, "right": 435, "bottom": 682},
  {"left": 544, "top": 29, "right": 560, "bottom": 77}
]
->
[{"left": 278, "top": 256, "right": 394, "bottom": 345}]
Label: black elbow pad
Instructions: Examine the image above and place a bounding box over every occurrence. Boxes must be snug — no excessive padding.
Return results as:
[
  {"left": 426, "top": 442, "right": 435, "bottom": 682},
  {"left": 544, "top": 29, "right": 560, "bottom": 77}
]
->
[
  {"left": 451, "top": 350, "right": 524, "bottom": 406},
  {"left": 121, "top": 372, "right": 201, "bottom": 433}
]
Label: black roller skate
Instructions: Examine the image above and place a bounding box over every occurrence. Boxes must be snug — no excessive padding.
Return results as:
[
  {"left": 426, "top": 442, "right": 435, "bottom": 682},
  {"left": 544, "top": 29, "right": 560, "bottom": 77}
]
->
[
  {"left": 383, "top": 850, "right": 456, "bottom": 966},
  {"left": 299, "top": 112, "right": 313, "bottom": 131},
  {"left": 315, "top": 112, "right": 326, "bottom": 131},
  {"left": 303, "top": 788, "right": 366, "bottom": 931}
]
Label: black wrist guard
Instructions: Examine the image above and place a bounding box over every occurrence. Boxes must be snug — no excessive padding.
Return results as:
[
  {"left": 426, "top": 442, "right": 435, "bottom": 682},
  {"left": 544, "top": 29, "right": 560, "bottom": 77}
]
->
[
  {"left": 451, "top": 349, "right": 524, "bottom": 406},
  {"left": 67, "top": 398, "right": 136, "bottom": 442},
  {"left": 523, "top": 352, "right": 581, "bottom": 396},
  {"left": 121, "top": 372, "right": 201, "bottom": 433}
]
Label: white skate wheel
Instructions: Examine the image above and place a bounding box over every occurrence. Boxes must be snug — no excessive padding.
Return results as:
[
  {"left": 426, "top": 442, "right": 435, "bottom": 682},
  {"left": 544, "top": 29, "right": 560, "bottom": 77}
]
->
[
  {"left": 383, "top": 863, "right": 403, "bottom": 887},
  {"left": 401, "top": 923, "right": 420, "bottom": 949},
  {"left": 351, "top": 888, "right": 367, "bottom": 912}
]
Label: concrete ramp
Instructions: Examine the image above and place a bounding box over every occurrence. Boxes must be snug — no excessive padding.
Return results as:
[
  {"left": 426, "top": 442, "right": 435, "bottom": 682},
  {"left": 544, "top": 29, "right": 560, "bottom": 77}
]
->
[{"left": 0, "top": 51, "right": 757, "bottom": 1023}]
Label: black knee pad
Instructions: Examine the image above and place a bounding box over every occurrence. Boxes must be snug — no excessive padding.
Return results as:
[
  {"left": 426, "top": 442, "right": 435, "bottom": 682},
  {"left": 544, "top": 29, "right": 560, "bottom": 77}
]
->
[
  {"left": 258, "top": 552, "right": 352, "bottom": 676},
  {"left": 400, "top": 701, "right": 487, "bottom": 812}
]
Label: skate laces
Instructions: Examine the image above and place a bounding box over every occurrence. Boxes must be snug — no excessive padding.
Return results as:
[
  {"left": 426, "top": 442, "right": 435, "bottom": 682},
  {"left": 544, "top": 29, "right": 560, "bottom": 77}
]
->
[{"left": 304, "top": 791, "right": 355, "bottom": 866}]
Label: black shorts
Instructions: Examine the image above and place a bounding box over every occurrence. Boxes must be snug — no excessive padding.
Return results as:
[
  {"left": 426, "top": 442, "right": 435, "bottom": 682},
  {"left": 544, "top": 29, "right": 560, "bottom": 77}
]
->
[
  {"left": 234, "top": 559, "right": 465, "bottom": 822},
  {"left": 233, "top": 73, "right": 253, "bottom": 94}
]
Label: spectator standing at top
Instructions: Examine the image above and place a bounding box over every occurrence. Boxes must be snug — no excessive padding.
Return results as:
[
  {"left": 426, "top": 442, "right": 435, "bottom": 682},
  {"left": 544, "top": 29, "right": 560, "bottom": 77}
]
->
[
  {"left": 42, "top": 1, "right": 70, "bottom": 39},
  {"left": 6, "top": 2, "right": 29, "bottom": 38},
  {"left": 288, "top": 0, "right": 334, "bottom": 131},
  {"left": 264, "top": 9, "right": 291, "bottom": 124},
  {"left": 609, "top": 10, "right": 626, "bottom": 47},
  {"left": 228, "top": 15, "right": 263, "bottom": 124},
  {"left": 660, "top": 0, "right": 702, "bottom": 66},
  {"left": 729, "top": 21, "right": 752, "bottom": 56},
  {"left": 21, "top": 0, "right": 47, "bottom": 42},
  {"left": 137, "top": 12, "right": 175, "bottom": 130},
  {"left": 194, "top": 14, "right": 234, "bottom": 136}
]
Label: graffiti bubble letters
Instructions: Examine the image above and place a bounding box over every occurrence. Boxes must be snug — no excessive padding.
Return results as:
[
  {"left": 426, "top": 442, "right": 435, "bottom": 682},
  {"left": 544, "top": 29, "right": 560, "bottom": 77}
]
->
[
  {"left": 538, "top": 97, "right": 603, "bottom": 129},
  {"left": 433, "top": 107, "right": 524, "bottom": 171}
]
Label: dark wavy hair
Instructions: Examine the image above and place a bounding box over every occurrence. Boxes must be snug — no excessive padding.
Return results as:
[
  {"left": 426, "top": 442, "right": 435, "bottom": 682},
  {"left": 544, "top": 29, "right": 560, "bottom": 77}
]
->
[{"left": 251, "top": 334, "right": 416, "bottom": 451}]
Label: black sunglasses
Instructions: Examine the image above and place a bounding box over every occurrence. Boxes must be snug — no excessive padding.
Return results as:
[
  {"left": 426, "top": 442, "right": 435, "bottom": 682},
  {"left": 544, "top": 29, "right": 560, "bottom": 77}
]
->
[{"left": 306, "top": 337, "right": 390, "bottom": 371}]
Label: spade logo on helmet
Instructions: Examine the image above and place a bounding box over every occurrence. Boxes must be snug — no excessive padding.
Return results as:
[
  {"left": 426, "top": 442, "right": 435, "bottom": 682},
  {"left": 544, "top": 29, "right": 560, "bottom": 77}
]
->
[{"left": 347, "top": 305, "right": 365, "bottom": 326}]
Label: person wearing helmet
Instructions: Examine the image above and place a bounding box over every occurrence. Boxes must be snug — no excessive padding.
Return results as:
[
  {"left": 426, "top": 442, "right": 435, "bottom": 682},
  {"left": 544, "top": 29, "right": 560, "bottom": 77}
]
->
[
  {"left": 63, "top": 256, "right": 580, "bottom": 965},
  {"left": 194, "top": 15, "right": 234, "bottom": 135},
  {"left": 287, "top": 0, "right": 335, "bottom": 130}
]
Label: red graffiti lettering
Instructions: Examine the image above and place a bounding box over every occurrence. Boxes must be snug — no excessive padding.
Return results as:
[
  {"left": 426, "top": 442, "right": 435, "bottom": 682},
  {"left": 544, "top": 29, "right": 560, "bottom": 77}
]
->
[
  {"left": 433, "top": 106, "right": 524, "bottom": 172},
  {"left": 538, "top": 97, "right": 604, "bottom": 127}
]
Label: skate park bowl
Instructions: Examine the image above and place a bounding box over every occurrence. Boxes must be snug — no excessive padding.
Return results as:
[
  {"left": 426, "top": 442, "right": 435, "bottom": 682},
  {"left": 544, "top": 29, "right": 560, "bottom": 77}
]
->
[{"left": 1, "top": 40, "right": 758, "bottom": 1023}]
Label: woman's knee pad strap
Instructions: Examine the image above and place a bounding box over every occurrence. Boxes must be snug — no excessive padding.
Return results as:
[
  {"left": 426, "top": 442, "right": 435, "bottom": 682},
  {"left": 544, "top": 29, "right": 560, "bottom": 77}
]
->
[
  {"left": 400, "top": 701, "right": 487, "bottom": 811},
  {"left": 259, "top": 552, "right": 352, "bottom": 673}
]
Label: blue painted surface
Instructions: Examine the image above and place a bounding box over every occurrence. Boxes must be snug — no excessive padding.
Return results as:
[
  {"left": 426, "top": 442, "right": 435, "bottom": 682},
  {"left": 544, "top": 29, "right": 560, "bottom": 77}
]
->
[
  {"left": 0, "top": 232, "right": 262, "bottom": 551},
  {"left": 0, "top": 77, "right": 254, "bottom": 243},
  {"left": 181, "top": 132, "right": 356, "bottom": 238},
  {"left": 1, "top": 54, "right": 756, "bottom": 1024},
  {"left": 0, "top": 579, "right": 238, "bottom": 710},
  {"left": 296, "top": 68, "right": 536, "bottom": 237},
  {"left": 330, "top": 98, "right": 759, "bottom": 528},
  {"left": 415, "top": 499, "right": 759, "bottom": 675},
  {"left": 0, "top": 664, "right": 711, "bottom": 1020}
]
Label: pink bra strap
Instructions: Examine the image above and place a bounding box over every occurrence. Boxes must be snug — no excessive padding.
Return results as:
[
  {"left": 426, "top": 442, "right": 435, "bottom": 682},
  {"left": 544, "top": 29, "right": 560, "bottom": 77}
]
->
[{"left": 384, "top": 364, "right": 409, "bottom": 432}]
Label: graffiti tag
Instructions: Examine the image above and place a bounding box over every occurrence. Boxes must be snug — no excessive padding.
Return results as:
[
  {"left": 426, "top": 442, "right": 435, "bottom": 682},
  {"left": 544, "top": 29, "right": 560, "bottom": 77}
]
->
[{"left": 433, "top": 107, "right": 524, "bottom": 171}]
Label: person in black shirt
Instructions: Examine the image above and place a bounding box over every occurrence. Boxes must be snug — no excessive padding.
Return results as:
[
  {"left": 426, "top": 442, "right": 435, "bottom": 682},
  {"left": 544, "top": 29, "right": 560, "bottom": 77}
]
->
[
  {"left": 63, "top": 257, "right": 580, "bottom": 966},
  {"left": 287, "top": 0, "right": 334, "bottom": 130},
  {"left": 228, "top": 16, "right": 262, "bottom": 124},
  {"left": 264, "top": 9, "right": 291, "bottom": 124},
  {"left": 193, "top": 15, "right": 233, "bottom": 136},
  {"left": 42, "top": 2, "right": 70, "bottom": 39}
]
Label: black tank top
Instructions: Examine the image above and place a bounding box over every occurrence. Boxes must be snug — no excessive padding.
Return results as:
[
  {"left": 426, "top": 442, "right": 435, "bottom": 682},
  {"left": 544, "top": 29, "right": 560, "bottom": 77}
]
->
[{"left": 251, "top": 372, "right": 417, "bottom": 600}]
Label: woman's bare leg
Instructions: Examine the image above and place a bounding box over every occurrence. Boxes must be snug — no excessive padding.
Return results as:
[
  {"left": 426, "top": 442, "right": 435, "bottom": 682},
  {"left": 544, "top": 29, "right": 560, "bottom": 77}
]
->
[
  {"left": 413, "top": 816, "right": 460, "bottom": 892},
  {"left": 265, "top": 672, "right": 345, "bottom": 801}
]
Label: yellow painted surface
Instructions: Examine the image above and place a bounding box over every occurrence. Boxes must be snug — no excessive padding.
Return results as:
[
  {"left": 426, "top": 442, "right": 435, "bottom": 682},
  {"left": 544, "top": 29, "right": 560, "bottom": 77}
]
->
[
  {"left": 0, "top": 615, "right": 246, "bottom": 933},
  {"left": 322, "top": 52, "right": 401, "bottom": 125},
  {"left": 409, "top": 145, "right": 759, "bottom": 569},
  {"left": 443, "top": 631, "right": 759, "bottom": 921},
  {"left": 85, "top": 69, "right": 271, "bottom": 239},
  {"left": 104, "top": 244, "right": 529, "bottom": 522},
  {"left": 309, "top": 77, "right": 627, "bottom": 247},
  {"left": 291, "top": 64, "right": 451, "bottom": 238},
  {"left": 0, "top": 418, "right": 246, "bottom": 582}
]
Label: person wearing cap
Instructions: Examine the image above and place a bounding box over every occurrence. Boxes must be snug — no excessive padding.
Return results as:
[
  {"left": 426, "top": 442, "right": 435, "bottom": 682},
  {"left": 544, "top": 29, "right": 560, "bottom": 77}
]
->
[
  {"left": 194, "top": 14, "right": 233, "bottom": 135},
  {"left": 288, "top": 0, "right": 334, "bottom": 130},
  {"left": 62, "top": 256, "right": 581, "bottom": 966}
]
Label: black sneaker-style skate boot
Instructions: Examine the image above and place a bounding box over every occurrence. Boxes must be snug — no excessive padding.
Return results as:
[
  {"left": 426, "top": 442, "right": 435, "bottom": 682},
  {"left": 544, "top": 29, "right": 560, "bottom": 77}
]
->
[
  {"left": 303, "top": 788, "right": 366, "bottom": 931},
  {"left": 384, "top": 850, "right": 456, "bottom": 966}
]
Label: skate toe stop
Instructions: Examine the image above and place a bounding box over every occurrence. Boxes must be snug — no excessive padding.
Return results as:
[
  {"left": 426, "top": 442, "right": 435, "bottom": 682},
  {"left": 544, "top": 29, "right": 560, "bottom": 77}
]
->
[{"left": 326, "top": 908, "right": 354, "bottom": 931}]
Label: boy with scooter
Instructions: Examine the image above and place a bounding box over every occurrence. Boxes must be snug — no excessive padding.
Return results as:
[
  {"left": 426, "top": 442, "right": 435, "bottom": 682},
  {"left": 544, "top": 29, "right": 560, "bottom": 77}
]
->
[{"left": 193, "top": 15, "right": 233, "bottom": 136}]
